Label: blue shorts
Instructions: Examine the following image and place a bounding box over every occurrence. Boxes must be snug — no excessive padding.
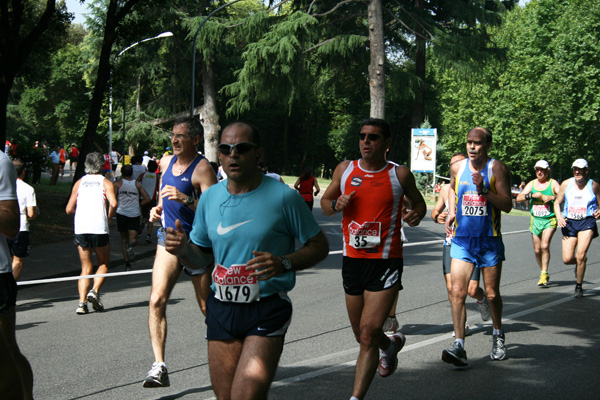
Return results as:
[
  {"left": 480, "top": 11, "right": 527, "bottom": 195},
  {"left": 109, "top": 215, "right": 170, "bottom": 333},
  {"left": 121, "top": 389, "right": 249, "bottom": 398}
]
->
[
  {"left": 450, "top": 236, "right": 505, "bottom": 268},
  {"left": 342, "top": 257, "right": 403, "bottom": 295},
  {"left": 561, "top": 217, "right": 599, "bottom": 238},
  {"left": 205, "top": 291, "right": 292, "bottom": 340},
  {"left": 443, "top": 244, "right": 480, "bottom": 281}
]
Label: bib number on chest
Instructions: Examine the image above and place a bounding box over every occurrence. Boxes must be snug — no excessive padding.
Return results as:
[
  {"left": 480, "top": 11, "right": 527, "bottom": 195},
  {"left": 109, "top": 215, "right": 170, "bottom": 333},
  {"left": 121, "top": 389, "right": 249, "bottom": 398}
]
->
[
  {"left": 567, "top": 206, "right": 586, "bottom": 220},
  {"left": 462, "top": 194, "right": 488, "bottom": 216},
  {"left": 348, "top": 221, "right": 381, "bottom": 249},
  {"left": 532, "top": 204, "right": 551, "bottom": 217},
  {"left": 212, "top": 264, "right": 260, "bottom": 303}
]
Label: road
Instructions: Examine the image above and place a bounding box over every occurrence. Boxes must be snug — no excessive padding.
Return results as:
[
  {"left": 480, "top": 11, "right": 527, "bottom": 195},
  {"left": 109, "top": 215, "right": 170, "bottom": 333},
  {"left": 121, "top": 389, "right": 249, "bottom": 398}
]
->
[{"left": 15, "top": 205, "right": 600, "bottom": 399}]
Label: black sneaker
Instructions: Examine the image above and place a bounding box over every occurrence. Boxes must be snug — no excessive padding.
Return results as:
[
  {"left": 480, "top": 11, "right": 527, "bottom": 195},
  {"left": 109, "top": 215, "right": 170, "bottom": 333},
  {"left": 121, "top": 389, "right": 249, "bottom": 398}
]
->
[
  {"left": 143, "top": 362, "right": 170, "bottom": 388},
  {"left": 86, "top": 290, "right": 104, "bottom": 312},
  {"left": 574, "top": 284, "right": 584, "bottom": 298},
  {"left": 125, "top": 262, "right": 132, "bottom": 271},
  {"left": 442, "top": 341, "right": 468, "bottom": 366}
]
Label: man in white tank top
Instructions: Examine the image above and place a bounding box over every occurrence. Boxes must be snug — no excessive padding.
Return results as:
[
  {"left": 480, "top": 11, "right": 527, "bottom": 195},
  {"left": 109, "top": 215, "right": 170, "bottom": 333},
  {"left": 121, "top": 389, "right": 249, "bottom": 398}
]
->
[
  {"left": 114, "top": 165, "right": 150, "bottom": 270},
  {"left": 553, "top": 158, "right": 600, "bottom": 298}
]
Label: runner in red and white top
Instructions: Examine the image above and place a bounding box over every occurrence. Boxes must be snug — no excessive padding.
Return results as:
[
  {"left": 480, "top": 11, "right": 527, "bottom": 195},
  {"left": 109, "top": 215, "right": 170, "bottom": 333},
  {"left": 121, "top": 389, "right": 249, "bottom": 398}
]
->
[{"left": 321, "top": 118, "right": 426, "bottom": 400}]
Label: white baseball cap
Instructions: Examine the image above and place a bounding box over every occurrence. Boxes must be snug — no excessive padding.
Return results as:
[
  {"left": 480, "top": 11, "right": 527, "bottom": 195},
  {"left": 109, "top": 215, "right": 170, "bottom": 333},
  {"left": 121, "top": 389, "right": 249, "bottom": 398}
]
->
[
  {"left": 534, "top": 160, "right": 550, "bottom": 169},
  {"left": 571, "top": 159, "right": 588, "bottom": 169},
  {"left": 144, "top": 151, "right": 148, "bottom": 155}
]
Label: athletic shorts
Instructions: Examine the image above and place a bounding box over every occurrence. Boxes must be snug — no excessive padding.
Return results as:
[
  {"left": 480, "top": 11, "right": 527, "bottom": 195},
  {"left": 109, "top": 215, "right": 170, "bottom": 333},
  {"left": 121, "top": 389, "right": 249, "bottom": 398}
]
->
[
  {"left": 450, "top": 236, "right": 505, "bottom": 268},
  {"left": 141, "top": 199, "right": 157, "bottom": 218},
  {"left": 157, "top": 227, "right": 206, "bottom": 276},
  {"left": 561, "top": 216, "right": 599, "bottom": 238},
  {"left": 111, "top": 163, "right": 118, "bottom": 172},
  {"left": 7, "top": 231, "right": 30, "bottom": 258},
  {"left": 342, "top": 256, "right": 403, "bottom": 295},
  {"left": 74, "top": 233, "right": 110, "bottom": 248},
  {"left": 442, "top": 244, "right": 480, "bottom": 281},
  {"left": 103, "top": 168, "right": 111, "bottom": 175},
  {"left": 0, "top": 272, "right": 18, "bottom": 315},
  {"left": 529, "top": 216, "right": 557, "bottom": 237},
  {"left": 69, "top": 156, "right": 77, "bottom": 163},
  {"left": 116, "top": 213, "right": 140, "bottom": 233},
  {"left": 205, "top": 291, "right": 292, "bottom": 340}
]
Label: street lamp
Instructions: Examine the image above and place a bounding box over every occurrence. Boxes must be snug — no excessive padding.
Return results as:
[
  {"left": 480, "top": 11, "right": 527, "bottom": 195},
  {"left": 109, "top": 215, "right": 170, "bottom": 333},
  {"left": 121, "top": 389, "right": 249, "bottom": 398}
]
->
[
  {"left": 190, "top": 0, "right": 244, "bottom": 117},
  {"left": 109, "top": 31, "right": 174, "bottom": 155}
]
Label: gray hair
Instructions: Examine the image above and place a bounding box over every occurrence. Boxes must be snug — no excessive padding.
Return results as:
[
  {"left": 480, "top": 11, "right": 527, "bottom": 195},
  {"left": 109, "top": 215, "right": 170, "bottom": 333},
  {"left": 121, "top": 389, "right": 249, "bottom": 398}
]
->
[{"left": 84, "top": 152, "right": 104, "bottom": 174}]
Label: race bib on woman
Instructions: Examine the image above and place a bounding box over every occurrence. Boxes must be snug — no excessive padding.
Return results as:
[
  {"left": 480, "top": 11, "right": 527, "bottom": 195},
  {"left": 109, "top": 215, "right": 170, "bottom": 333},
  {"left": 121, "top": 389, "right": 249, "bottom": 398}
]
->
[
  {"left": 212, "top": 264, "right": 260, "bottom": 303},
  {"left": 348, "top": 221, "right": 381, "bottom": 249}
]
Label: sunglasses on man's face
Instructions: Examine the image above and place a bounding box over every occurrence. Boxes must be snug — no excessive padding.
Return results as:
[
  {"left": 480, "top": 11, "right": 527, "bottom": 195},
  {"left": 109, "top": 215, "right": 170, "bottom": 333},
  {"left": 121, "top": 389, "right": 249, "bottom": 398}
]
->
[
  {"left": 358, "top": 133, "right": 382, "bottom": 142},
  {"left": 218, "top": 142, "right": 258, "bottom": 156}
]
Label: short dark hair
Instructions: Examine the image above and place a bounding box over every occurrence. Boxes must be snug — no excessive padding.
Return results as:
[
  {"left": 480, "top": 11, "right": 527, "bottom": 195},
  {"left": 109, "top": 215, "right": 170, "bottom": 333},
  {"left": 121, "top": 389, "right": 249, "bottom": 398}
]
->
[
  {"left": 361, "top": 118, "right": 391, "bottom": 139},
  {"left": 121, "top": 164, "right": 133, "bottom": 178},
  {"left": 147, "top": 160, "right": 158, "bottom": 172},
  {"left": 12, "top": 159, "right": 25, "bottom": 176},
  {"left": 174, "top": 117, "right": 203, "bottom": 139},
  {"left": 131, "top": 155, "right": 143, "bottom": 164},
  {"left": 221, "top": 121, "right": 261, "bottom": 146}
]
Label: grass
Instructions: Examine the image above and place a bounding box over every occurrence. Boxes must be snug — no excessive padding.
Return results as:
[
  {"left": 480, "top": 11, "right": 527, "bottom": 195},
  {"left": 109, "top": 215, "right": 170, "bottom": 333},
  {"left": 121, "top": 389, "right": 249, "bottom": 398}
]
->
[
  {"left": 29, "top": 174, "right": 527, "bottom": 247},
  {"left": 28, "top": 177, "right": 76, "bottom": 245}
]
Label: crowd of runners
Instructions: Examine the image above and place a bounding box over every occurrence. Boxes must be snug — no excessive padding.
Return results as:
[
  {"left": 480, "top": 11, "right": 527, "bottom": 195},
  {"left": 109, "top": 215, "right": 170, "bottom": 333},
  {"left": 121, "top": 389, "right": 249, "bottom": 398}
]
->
[{"left": 1, "top": 118, "right": 598, "bottom": 400}]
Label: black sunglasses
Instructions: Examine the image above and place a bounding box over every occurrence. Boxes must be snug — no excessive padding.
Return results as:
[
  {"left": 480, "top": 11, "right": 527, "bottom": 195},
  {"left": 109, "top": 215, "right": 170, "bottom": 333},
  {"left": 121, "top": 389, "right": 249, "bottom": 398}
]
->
[
  {"left": 218, "top": 142, "right": 258, "bottom": 155},
  {"left": 358, "top": 133, "right": 382, "bottom": 141}
]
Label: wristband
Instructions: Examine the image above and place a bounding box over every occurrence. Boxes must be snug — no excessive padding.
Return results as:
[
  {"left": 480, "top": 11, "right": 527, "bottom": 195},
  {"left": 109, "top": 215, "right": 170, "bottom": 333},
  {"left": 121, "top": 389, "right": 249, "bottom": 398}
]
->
[
  {"left": 434, "top": 214, "right": 439, "bottom": 223},
  {"left": 525, "top": 193, "right": 532, "bottom": 200}
]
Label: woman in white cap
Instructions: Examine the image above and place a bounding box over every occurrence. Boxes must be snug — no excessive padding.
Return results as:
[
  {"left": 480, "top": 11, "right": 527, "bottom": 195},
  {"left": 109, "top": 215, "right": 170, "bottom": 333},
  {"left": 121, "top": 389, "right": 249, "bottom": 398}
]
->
[
  {"left": 516, "top": 160, "right": 560, "bottom": 287},
  {"left": 553, "top": 158, "right": 600, "bottom": 298}
]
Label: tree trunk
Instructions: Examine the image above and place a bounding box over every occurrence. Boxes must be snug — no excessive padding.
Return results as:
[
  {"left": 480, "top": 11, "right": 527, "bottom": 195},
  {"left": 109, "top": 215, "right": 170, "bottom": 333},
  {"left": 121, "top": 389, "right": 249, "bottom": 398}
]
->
[
  {"left": 411, "top": 0, "right": 426, "bottom": 128},
  {"left": 200, "top": 57, "right": 220, "bottom": 163},
  {"left": 368, "top": 0, "right": 386, "bottom": 119}
]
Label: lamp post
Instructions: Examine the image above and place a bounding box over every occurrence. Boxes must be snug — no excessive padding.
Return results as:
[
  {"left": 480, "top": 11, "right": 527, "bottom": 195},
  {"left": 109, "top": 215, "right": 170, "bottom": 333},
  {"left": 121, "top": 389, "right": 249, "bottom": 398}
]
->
[
  {"left": 190, "top": 0, "right": 243, "bottom": 117},
  {"left": 109, "top": 32, "right": 174, "bottom": 155}
]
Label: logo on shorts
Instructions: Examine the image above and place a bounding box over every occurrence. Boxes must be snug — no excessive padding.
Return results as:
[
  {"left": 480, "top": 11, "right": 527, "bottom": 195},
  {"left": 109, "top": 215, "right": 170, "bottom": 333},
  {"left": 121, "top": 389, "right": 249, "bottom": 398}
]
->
[{"left": 351, "top": 177, "right": 363, "bottom": 186}]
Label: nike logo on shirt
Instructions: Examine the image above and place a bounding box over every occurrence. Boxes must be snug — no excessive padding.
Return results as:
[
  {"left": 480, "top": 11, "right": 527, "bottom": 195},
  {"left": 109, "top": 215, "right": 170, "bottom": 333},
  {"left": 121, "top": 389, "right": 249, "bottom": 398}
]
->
[{"left": 217, "top": 220, "right": 254, "bottom": 235}]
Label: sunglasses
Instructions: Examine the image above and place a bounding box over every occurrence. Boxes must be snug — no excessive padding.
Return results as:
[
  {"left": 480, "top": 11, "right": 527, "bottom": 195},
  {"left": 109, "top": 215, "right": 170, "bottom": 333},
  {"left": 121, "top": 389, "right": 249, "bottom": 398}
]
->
[
  {"left": 218, "top": 142, "right": 258, "bottom": 155},
  {"left": 358, "top": 133, "right": 382, "bottom": 141}
]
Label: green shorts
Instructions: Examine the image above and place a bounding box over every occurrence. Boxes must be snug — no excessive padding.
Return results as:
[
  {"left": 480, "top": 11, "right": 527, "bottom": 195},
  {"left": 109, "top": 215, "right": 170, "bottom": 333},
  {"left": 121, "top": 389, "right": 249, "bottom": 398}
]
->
[{"left": 529, "top": 216, "right": 557, "bottom": 237}]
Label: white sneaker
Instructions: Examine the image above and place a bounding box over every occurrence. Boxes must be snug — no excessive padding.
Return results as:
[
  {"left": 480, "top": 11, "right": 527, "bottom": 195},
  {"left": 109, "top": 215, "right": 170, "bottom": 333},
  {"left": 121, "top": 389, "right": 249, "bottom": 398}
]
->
[{"left": 477, "top": 296, "right": 491, "bottom": 321}]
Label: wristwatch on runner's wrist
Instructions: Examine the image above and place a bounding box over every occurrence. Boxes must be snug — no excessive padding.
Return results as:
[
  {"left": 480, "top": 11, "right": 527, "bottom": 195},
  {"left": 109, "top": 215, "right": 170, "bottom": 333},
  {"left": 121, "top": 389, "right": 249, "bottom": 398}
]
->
[
  {"left": 280, "top": 256, "right": 293, "bottom": 271},
  {"left": 478, "top": 186, "right": 489, "bottom": 195},
  {"left": 185, "top": 196, "right": 194, "bottom": 205},
  {"left": 331, "top": 200, "right": 342, "bottom": 213}
]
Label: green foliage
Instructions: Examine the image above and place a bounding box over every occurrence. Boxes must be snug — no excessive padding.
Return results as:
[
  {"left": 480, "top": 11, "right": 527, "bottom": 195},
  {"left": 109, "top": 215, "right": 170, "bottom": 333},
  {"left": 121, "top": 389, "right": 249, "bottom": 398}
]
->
[{"left": 431, "top": 0, "right": 600, "bottom": 181}]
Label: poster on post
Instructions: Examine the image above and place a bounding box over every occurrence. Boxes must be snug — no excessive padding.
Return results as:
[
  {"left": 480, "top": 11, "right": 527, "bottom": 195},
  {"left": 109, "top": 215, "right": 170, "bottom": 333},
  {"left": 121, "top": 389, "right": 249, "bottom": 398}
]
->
[{"left": 410, "top": 128, "right": 437, "bottom": 173}]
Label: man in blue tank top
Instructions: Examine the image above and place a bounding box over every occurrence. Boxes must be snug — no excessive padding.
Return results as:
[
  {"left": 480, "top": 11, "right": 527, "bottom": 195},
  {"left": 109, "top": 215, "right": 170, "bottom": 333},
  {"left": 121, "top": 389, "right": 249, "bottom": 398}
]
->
[
  {"left": 143, "top": 117, "right": 218, "bottom": 388},
  {"left": 442, "top": 127, "right": 512, "bottom": 366},
  {"left": 164, "top": 121, "right": 329, "bottom": 399}
]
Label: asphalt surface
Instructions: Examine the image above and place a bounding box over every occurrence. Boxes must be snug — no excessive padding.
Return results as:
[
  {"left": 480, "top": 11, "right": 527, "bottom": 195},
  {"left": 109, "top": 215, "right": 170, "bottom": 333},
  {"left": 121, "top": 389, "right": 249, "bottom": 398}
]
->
[{"left": 14, "top": 196, "right": 600, "bottom": 400}]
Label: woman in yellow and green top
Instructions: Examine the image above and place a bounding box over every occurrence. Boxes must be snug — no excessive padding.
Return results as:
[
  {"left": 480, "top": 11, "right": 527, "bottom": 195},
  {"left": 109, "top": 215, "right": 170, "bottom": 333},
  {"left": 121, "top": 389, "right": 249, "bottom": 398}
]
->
[{"left": 516, "top": 160, "right": 560, "bottom": 287}]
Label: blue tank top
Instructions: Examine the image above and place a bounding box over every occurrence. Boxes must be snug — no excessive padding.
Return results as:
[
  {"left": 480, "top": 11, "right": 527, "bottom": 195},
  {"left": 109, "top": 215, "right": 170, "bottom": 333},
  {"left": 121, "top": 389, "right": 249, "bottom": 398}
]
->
[
  {"left": 161, "top": 155, "right": 203, "bottom": 234},
  {"left": 453, "top": 158, "right": 502, "bottom": 237}
]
